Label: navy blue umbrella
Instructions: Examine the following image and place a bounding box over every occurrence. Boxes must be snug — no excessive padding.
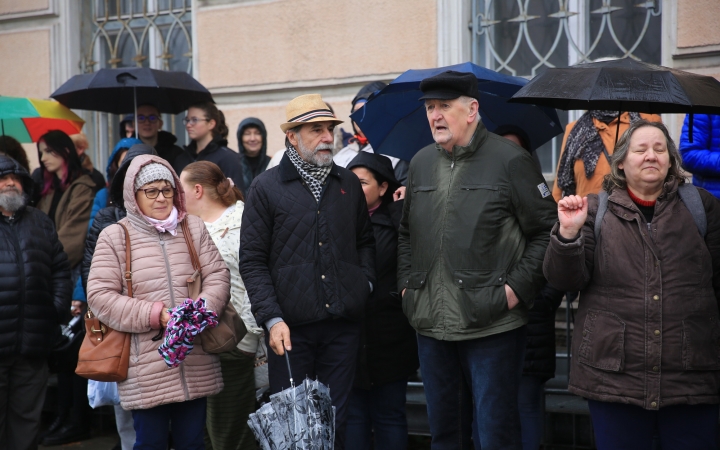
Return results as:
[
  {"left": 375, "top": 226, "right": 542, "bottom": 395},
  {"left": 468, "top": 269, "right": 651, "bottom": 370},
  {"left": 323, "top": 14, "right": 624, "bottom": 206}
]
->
[{"left": 351, "top": 62, "right": 563, "bottom": 161}]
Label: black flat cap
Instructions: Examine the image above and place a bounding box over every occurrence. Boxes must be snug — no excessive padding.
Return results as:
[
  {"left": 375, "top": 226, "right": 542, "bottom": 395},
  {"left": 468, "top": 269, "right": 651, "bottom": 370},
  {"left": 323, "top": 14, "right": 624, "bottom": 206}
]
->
[{"left": 419, "top": 71, "right": 480, "bottom": 101}]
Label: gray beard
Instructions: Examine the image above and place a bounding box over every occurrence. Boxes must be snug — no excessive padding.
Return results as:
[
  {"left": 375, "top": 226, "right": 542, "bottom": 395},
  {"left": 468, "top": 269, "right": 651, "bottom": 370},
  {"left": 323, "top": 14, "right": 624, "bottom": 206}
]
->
[
  {"left": 297, "top": 140, "right": 334, "bottom": 167},
  {"left": 0, "top": 189, "right": 27, "bottom": 214}
]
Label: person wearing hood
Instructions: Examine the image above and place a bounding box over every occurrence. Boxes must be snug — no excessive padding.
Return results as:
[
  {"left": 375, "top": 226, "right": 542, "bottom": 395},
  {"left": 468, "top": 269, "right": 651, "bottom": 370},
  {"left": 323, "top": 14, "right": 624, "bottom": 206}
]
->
[
  {"left": 334, "top": 81, "right": 410, "bottom": 186},
  {"left": 135, "top": 104, "right": 194, "bottom": 176},
  {"left": 0, "top": 155, "right": 71, "bottom": 450},
  {"left": 87, "top": 155, "right": 230, "bottom": 450},
  {"left": 181, "top": 161, "right": 261, "bottom": 450},
  {"left": 184, "top": 102, "right": 245, "bottom": 192},
  {"left": 345, "top": 152, "right": 418, "bottom": 450},
  {"left": 237, "top": 117, "right": 270, "bottom": 192},
  {"left": 80, "top": 142, "right": 156, "bottom": 450}
]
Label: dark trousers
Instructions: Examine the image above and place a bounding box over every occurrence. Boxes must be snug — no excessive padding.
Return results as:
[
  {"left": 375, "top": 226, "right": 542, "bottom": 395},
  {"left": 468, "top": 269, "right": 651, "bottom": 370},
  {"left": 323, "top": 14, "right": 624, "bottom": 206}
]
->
[
  {"left": 417, "top": 326, "right": 526, "bottom": 450},
  {"left": 517, "top": 375, "right": 545, "bottom": 450},
  {"left": 132, "top": 397, "right": 207, "bottom": 450},
  {"left": 588, "top": 399, "right": 720, "bottom": 450},
  {"left": 346, "top": 379, "right": 409, "bottom": 450},
  {"left": 267, "top": 318, "right": 361, "bottom": 449},
  {"left": 205, "top": 349, "right": 256, "bottom": 450},
  {"left": 0, "top": 355, "right": 48, "bottom": 450}
]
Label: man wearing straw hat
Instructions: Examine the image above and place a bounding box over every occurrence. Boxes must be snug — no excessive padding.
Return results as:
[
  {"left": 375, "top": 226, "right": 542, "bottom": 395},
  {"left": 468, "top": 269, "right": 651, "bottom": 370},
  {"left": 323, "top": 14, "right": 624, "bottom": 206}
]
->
[{"left": 240, "top": 94, "right": 376, "bottom": 447}]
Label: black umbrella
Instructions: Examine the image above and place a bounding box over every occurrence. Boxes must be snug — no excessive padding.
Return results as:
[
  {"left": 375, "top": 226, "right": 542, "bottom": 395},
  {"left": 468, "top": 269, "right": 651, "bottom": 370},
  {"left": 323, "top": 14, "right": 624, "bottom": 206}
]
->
[
  {"left": 51, "top": 67, "right": 213, "bottom": 116},
  {"left": 509, "top": 57, "right": 720, "bottom": 142}
]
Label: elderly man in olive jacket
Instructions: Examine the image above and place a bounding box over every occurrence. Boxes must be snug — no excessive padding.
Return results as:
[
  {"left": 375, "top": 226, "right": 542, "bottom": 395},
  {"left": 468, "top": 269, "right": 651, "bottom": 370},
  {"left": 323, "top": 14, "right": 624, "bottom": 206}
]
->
[{"left": 397, "top": 71, "right": 556, "bottom": 449}]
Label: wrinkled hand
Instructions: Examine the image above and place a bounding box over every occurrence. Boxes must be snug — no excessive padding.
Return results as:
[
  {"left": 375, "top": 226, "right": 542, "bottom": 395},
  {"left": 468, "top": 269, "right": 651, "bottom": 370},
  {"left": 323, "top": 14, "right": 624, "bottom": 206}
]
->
[
  {"left": 71, "top": 301, "right": 84, "bottom": 317},
  {"left": 505, "top": 284, "right": 519, "bottom": 310},
  {"left": 269, "top": 322, "right": 292, "bottom": 356},
  {"left": 160, "top": 309, "right": 170, "bottom": 328},
  {"left": 558, "top": 195, "right": 588, "bottom": 239},
  {"left": 393, "top": 186, "right": 406, "bottom": 201}
]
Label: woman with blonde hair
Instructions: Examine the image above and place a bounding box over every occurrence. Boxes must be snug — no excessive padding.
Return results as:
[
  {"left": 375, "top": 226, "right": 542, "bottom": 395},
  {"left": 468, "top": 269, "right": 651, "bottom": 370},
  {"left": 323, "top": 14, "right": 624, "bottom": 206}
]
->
[{"left": 180, "top": 161, "right": 261, "bottom": 450}]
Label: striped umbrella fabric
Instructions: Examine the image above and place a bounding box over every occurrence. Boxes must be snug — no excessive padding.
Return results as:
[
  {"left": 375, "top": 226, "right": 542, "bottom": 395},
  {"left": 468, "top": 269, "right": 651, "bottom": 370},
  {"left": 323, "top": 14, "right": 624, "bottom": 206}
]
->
[{"left": 0, "top": 96, "right": 85, "bottom": 143}]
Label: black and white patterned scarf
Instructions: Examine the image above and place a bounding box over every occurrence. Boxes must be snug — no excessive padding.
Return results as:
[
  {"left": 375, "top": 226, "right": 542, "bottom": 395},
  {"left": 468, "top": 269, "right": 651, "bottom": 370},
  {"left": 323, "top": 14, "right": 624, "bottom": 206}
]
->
[
  {"left": 286, "top": 146, "right": 332, "bottom": 203},
  {"left": 556, "top": 110, "right": 641, "bottom": 196}
]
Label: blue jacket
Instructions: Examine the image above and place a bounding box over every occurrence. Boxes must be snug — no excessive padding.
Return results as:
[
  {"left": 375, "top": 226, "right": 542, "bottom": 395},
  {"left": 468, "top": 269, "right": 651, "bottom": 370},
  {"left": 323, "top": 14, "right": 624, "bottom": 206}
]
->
[{"left": 680, "top": 114, "right": 720, "bottom": 198}]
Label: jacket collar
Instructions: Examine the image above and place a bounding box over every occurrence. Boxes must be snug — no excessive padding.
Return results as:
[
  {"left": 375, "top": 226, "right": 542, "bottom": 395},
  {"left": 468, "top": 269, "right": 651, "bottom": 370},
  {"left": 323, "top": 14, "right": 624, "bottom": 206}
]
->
[
  {"left": 435, "top": 120, "right": 488, "bottom": 160},
  {"left": 278, "top": 149, "right": 342, "bottom": 183},
  {"left": 607, "top": 177, "right": 680, "bottom": 215},
  {"left": 370, "top": 202, "right": 394, "bottom": 228}
]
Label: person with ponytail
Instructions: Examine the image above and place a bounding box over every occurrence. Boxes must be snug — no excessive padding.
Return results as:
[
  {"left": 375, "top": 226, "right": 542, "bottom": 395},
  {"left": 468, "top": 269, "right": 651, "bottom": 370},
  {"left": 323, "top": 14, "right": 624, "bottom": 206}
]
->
[
  {"left": 183, "top": 102, "right": 245, "bottom": 193},
  {"left": 180, "top": 161, "right": 262, "bottom": 450}
]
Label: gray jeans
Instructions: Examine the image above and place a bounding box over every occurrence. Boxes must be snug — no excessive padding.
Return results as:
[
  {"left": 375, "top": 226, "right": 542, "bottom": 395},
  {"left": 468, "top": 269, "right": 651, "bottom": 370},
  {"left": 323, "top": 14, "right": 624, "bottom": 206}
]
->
[
  {"left": 0, "top": 355, "right": 49, "bottom": 450},
  {"left": 114, "top": 404, "right": 136, "bottom": 450}
]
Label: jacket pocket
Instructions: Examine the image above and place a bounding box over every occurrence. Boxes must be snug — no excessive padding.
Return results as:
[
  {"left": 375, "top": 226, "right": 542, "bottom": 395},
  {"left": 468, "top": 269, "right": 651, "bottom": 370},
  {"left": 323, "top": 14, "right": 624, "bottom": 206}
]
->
[
  {"left": 682, "top": 316, "right": 720, "bottom": 370},
  {"left": 412, "top": 186, "right": 437, "bottom": 193},
  {"left": 453, "top": 269, "right": 507, "bottom": 329},
  {"left": 275, "top": 262, "right": 317, "bottom": 322},
  {"left": 402, "top": 271, "right": 432, "bottom": 330},
  {"left": 336, "top": 260, "right": 370, "bottom": 321},
  {"left": 578, "top": 309, "right": 625, "bottom": 372}
]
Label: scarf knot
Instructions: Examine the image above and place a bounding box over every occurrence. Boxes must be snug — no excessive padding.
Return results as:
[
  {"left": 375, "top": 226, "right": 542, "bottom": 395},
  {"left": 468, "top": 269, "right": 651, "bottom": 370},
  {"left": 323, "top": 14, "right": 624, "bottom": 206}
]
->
[
  {"left": 143, "top": 206, "right": 179, "bottom": 236},
  {"left": 286, "top": 146, "right": 332, "bottom": 202}
]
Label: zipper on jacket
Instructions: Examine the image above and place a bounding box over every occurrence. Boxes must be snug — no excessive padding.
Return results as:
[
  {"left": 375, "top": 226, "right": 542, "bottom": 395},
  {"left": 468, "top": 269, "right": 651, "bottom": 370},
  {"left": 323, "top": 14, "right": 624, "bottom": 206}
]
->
[
  {"left": 9, "top": 219, "right": 26, "bottom": 353},
  {"left": 159, "top": 234, "right": 190, "bottom": 401},
  {"left": 437, "top": 154, "right": 457, "bottom": 337}
]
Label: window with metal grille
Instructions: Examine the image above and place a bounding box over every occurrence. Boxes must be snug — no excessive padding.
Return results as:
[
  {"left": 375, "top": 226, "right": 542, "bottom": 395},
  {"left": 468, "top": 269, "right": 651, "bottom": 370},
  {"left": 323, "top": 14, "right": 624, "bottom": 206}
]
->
[
  {"left": 471, "top": 0, "right": 661, "bottom": 176},
  {"left": 79, "top": 0, "right": 192, "bottom": 171}
]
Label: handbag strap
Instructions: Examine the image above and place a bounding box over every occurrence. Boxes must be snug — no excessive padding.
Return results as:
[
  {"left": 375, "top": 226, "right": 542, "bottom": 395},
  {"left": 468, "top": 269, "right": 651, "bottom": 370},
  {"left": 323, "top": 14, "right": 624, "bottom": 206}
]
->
[
  {"left": 181, "top": 220, "right": 201, "bottom": 272},
  {"left": 117, "top": 223, "right": 133, "bottom": 297}
]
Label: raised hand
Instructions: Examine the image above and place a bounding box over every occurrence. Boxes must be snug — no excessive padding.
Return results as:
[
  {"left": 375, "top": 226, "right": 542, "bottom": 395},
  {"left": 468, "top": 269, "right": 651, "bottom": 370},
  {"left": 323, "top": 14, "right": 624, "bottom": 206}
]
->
[{"left": 558, "top": 195, "right": 588, "bottom": 240}]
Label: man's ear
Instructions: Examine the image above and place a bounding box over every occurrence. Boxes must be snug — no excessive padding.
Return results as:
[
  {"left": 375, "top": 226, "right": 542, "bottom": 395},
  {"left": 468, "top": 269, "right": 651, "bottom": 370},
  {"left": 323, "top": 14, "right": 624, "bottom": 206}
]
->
[
  {"left": 467, "top": 99, "right": 480, "bottom": 124},
  {"left": 287, "top": 130, "right": 299, "bottom": 147}
]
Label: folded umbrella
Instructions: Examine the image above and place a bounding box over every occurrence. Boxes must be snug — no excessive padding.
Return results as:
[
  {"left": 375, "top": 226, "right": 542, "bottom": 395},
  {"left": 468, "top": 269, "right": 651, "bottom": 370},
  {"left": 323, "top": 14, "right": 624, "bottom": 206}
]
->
[
  {"left": 157, "top": 298, "right": 218, "bottom": 368},
  {"left": 0, "top": 96, "right": 84, "bottom": 143},
  {"left": 350, "top": 62, "right": 563, "bottom": 161}
]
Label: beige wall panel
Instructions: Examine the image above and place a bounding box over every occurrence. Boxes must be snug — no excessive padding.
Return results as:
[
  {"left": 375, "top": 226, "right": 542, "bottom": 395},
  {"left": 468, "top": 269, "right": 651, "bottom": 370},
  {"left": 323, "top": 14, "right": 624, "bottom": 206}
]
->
[
  {"left": 0, "top": 29, "right": 51, "bottom": 98},
  {"left": 197, "top": 0, "right": 437, "bottom": 88},
  {"left": 677, "top": 0, "right": 720, "bottom": 48},
  {"left": 0, "top": 0, "right": 49, "bottom": 16},
  {"left": 221, "top": 96, "right": 353, "bottom": 155}
]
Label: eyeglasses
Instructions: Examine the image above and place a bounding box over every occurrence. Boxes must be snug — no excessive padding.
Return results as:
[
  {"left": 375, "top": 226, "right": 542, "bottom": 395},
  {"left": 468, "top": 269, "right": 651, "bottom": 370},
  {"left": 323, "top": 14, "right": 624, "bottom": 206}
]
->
[
  {"left": 138, "top": 187, "right": 175, "bottom": 199},
  {"left": 137, "top": 114, "right": 159, "bottom": 123},
  {"left": 182, "top": 117, "right": 210, "bottom": 126}
]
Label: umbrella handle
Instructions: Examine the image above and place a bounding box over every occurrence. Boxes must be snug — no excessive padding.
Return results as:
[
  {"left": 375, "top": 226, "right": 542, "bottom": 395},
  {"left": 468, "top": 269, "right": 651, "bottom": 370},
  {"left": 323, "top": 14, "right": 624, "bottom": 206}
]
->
[{"left": 282, "top": 340, "right": 294, "bottom": 388}]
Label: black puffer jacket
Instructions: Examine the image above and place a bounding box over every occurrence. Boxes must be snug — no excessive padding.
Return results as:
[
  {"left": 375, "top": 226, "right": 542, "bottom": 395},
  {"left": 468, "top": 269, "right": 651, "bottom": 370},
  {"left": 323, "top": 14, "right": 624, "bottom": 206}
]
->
[
  {"left": 522, "top": 284, "right": 564, "bottom": 381},
  {"left": 0, "top": 156, "right": 72, "bottom": 357},
  {"left": 240, "top": 152, "right": 376, "bottom": 327},
  {"left": 81, "top": 144, "right": 155, "bottom": 291},
  {"left": 186, "top": 137, "right": 245, "bottom": 192},
  {"left": 355, "top": 201, "right": 418, "bottom": 389},
  {"left": 155, "top": 130, "right": 193, "bottom": 176},
  {"left": 237, "top": 117, "right": 270, "bottom": 192}
]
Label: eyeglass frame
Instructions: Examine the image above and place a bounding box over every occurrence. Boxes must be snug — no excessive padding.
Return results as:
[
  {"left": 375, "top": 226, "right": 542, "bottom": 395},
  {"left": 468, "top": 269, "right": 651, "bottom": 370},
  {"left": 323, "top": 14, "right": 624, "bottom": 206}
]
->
[
  {"left": 182, "top": 116, "right": 211, "bottom": 126},
  {"left": 136, "top": 114, "right": 160, "bottom": 124},
  {"left": 137, "top": 186, "right": 175, "bottom": 199}
]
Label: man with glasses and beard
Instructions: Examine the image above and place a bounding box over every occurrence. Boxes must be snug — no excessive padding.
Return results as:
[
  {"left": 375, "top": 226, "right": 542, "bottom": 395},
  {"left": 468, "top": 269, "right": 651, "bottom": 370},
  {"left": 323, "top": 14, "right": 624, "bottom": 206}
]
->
[
  {"left": 240, "top": 94, "right": 375, "bottom": 449},
  {"left": 0, "top": 155, "right": 71, "bottom": 450},
  {"left": 135, "top": 103, "right": 194, "bottom": 175}
]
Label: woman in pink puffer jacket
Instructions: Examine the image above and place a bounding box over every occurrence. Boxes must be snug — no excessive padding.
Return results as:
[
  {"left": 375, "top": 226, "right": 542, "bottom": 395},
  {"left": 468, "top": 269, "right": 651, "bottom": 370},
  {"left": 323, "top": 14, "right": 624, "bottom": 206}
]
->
[{"left": 87, "top": 155, "right": 230, "bottom": 450}]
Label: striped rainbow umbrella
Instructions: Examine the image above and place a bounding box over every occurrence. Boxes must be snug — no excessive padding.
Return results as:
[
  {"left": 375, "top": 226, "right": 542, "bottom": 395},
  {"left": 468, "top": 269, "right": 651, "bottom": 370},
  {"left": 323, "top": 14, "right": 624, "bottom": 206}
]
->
[{"left": 0, "top": 96, "right": 85, "bottom": 143}]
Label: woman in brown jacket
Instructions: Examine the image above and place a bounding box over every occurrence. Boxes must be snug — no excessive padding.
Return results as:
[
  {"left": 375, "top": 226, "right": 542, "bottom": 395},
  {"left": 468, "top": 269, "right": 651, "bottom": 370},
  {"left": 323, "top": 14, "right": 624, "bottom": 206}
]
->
[
  {"left": 544, "top": 120, "right": 720, "bottom": 449},
  {"left": 87, "top": 155, "right": 230, "bottom": 450}
]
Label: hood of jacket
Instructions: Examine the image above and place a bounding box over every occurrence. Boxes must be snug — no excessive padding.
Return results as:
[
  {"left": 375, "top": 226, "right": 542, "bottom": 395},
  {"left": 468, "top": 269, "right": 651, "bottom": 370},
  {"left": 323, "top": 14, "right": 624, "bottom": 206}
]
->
[
  {"left": 236, "top": 117, "right": 267, "bottom": 159},
  {"left": 107, "top": 138, "right": 143, "bottom": 179},
  {"left": 0, "top": 154, "right": 34, "bottom": 200},
  {"left": 110, "top": 144, "right": 157, "bottom": 209},
  {"left": 122, "top": 154, "right": 187, "bottom": 223},
  {"left": 156, "top": 130, "right": 179, "bottom": 149}
]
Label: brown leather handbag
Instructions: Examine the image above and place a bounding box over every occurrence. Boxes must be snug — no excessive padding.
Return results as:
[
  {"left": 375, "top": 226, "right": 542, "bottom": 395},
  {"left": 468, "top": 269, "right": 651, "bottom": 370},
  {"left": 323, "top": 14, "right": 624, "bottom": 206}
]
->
[
  {"left": 181, "top": 219, "right": 247, "bottom": 353},
  {"left": 75, "top": 223, "right": 133, "bottom": 382}
]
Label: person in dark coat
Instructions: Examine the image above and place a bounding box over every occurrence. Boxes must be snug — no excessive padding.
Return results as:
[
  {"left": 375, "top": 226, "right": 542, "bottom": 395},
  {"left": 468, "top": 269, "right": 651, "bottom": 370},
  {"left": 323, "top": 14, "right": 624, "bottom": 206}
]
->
[
  {"left": 184, "top": 102, "right": 245, "bottom": 192},
  {"left": 680, "top": 113, "right": 720, "bottom": 198},
  {"left": 135, "top": 104, "right": 193, "bottom": 175},
  {"left": 237, "top": 117, "right": 270, "bottom": 192},
  {"left": 240, "top": 93, "right": 375, "bottom": 449},
  {"left": 0, "top": 155, "right": 72, "bottom": 450},
  {"left": 345, "top": 152, "right": 418, "bottom": 450}
]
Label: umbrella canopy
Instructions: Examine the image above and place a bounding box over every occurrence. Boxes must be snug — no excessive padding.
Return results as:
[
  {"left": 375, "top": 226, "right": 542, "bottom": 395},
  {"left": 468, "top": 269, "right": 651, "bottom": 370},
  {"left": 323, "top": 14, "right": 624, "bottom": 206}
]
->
[
  {"left": 0, "top": 96, "right": 84, "bottom": 143},
  {"left": 50, "top": 67, "right": 213, "bottom": 115},
  {"left": 509, "top": 57, "right": 720, "bottom": 115},
  {"left": 350, "top": 62, "right": 563, "bottom": 161}
]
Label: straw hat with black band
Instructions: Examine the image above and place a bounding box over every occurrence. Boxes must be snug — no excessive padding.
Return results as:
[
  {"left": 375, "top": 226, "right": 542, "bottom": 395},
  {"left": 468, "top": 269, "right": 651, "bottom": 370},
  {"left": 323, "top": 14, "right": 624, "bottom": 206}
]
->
[{"left": 280, "top": 94, "right": 344, "bottom": 133}]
